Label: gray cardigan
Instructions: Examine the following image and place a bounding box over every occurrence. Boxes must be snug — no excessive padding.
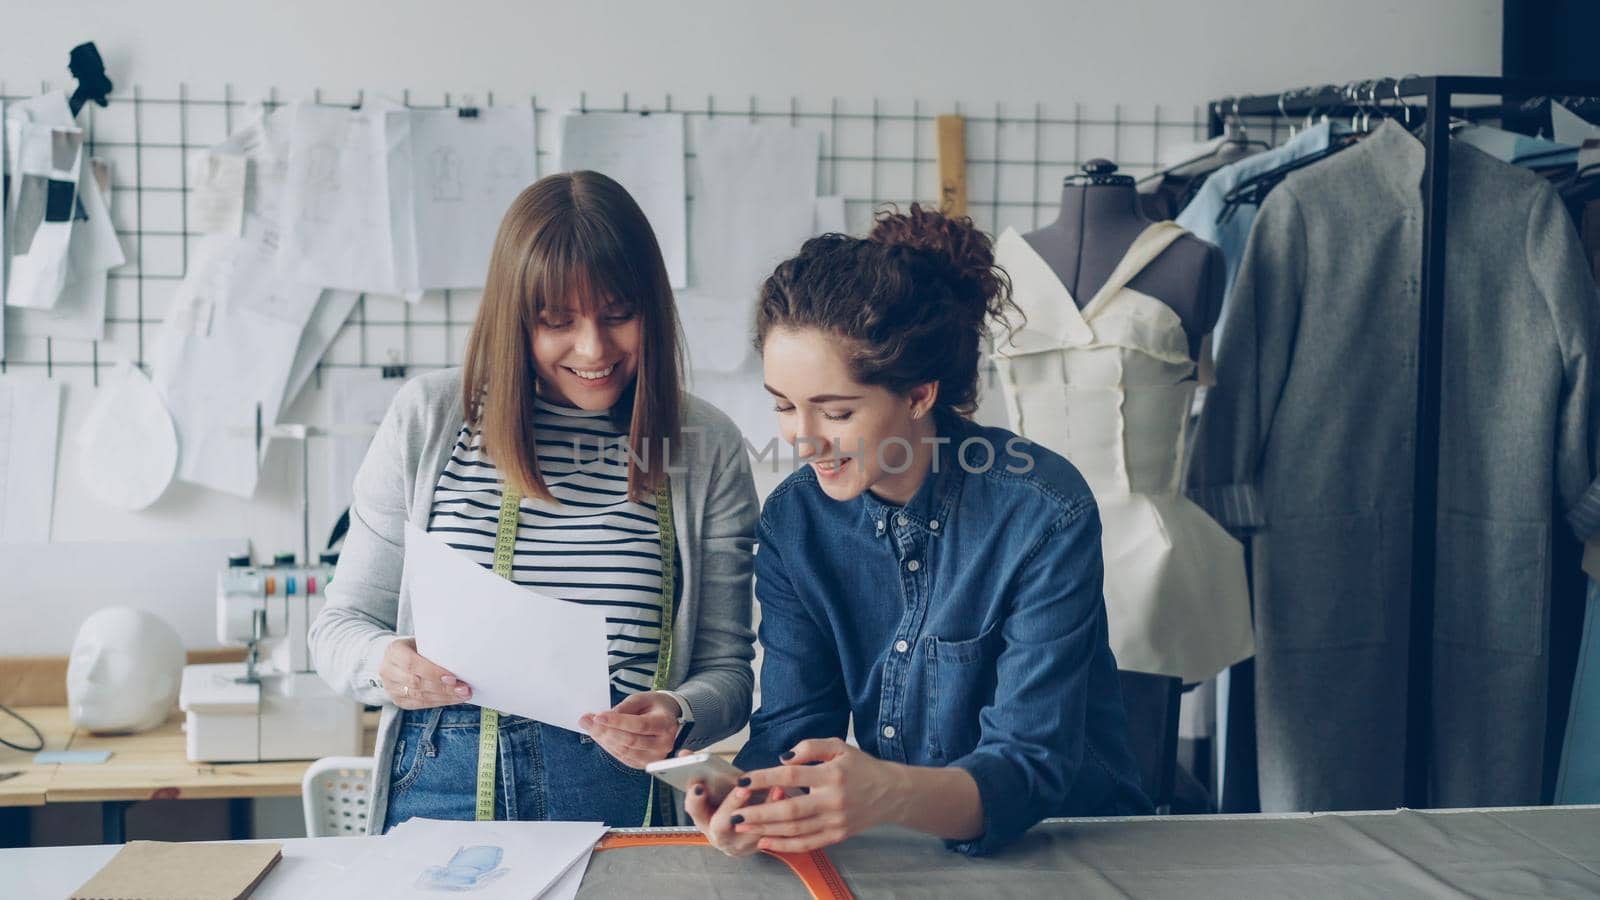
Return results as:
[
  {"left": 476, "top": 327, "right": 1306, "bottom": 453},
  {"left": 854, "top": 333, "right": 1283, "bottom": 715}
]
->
[
  {"left": 1188, "top": 120, "right": 1600, "bottom": 813},
  {"left": 309, "top": 368, "right": 759, "bottom": 831}
]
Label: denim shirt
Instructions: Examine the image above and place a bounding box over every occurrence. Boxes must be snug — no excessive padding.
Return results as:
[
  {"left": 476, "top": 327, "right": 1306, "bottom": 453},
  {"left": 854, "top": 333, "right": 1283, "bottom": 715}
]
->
[{"left": 735, "top": 417, "right": 1151, "bottom": 855}]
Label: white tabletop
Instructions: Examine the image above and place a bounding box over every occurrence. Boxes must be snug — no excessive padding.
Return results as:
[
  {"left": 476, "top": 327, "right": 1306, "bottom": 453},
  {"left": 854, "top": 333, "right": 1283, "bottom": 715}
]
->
[{"left": 0, "top": 837, "right": 383, "bottom": 899}]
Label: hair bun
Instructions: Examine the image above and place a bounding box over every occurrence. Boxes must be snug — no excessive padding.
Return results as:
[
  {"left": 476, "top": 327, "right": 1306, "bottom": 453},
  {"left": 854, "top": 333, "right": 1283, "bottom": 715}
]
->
[{"left": 868, "top": 204, "right": 1007, "bottom": 322}]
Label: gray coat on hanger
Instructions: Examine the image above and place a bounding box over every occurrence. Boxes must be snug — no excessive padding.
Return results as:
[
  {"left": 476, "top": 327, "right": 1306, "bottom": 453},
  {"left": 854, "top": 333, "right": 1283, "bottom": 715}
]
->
[{"left": 1188, "top": 120, "right": 1600, "bottom": 813}]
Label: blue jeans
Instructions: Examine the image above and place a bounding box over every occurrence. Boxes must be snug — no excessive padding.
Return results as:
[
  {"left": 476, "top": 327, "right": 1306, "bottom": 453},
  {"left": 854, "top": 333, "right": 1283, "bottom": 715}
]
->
[{"left": 382, "top": 703, "right": 653, "bottom": 832}]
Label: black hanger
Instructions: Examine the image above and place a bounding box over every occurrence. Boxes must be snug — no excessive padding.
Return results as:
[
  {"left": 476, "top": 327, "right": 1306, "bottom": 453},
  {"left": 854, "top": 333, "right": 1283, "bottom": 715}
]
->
[
  {"left": 1137, "top": 101, "right": 1270, "bottom": 188},
  {"left": 66, "top": 41, "right": 112, "bottom": 117},
  {"left": 1215, "top": 132, "right": 1360, "bottom": 224}
]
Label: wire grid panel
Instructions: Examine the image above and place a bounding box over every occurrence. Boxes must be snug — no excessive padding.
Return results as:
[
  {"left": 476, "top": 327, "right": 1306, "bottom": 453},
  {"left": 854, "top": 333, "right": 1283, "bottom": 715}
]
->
[{"left": 0, "top": 84, "right": 1208, "bottom": 384}]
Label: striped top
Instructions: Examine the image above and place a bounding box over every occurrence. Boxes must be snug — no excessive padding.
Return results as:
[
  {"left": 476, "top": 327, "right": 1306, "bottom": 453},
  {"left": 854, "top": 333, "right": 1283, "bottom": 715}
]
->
[{"left": 427, "top": 398, "right": 663, "bottom": 695}]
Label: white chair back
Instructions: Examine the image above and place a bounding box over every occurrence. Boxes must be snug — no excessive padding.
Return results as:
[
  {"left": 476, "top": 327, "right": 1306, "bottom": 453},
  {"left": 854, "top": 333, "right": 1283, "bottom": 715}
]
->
[{"left": 301, "top": 756, "right": 376, "bottom": 837}]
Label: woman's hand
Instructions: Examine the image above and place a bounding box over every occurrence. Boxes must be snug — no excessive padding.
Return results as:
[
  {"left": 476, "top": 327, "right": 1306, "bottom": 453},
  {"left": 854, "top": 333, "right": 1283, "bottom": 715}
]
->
[
  {"left": 579, "top": 691, "right": 683, "bottom": 769},
  {"left": 729, "top": 738, "right": 908, "bottom": 853},
  {"left": 683, "top": 756, "right": 789, "bottom": 858},
  {"left": 379, "top": 637, "right": 473, "bottom": 709}
]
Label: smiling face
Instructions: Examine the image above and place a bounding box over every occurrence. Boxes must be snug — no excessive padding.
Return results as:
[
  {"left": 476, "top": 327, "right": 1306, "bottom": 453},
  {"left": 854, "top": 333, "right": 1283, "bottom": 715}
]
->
[
  {"left": 531, "top": 292, "right": 642, "bottom": 410},
  {"left": 762, "top": 325, "right": 938, "bottom": 505}
]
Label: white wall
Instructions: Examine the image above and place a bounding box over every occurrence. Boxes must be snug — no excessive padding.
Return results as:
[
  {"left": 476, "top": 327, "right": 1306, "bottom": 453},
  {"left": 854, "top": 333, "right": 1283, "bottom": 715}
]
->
[
  {"left": 2, "top": 0, "right": 1503, "bottom": 654},
  {"left": 8, "top": 0, "right": 1499, "bottom": 110}
]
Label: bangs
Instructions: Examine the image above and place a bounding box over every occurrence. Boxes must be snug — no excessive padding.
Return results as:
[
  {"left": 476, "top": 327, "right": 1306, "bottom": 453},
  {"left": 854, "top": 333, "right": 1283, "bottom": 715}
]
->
[{"left": 524, "top": 216, "right": 646, "bottom": 322}]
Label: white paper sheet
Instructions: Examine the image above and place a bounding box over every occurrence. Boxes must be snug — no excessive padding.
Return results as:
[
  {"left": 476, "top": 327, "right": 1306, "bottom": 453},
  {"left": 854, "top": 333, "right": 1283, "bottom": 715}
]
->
[
  {"left": 408, "top": 108, "right": 536, "bottom": 289},
  {"left": 325, "top": 368, "right": 406, "bottom": 516},
  {"left": 405, "top": 523, "right": 612, "bottom": 732},
  {"left": 5, "top": 91, "right": 82, "bottom": 311},
  {"left": 0, "top": 377, "right": 64, "bottom": 541},
  {"left": 1552, "top": 102, "right": 1600, "bottom": 147},
  {"left": 312, "top": 819, "right": 604, "bottom": 900},
  {"left": 152, "top": 301, "right": 304, "bottom": 498},
  {"left": 8, "top": 156, "right": 125, "bottom": 342},
  {"left": 189, "top": 150, "right": 247, "bottom": 236},
  {"left": 74, "top": 362, "right": 177, "bottom": 510},
  {"left": 539, "top": 848, "right": 592, "bottom": 900},
  {"left": 155, "top": 109, "right": 341, "bottom": 496},
  {"left": 558, "top": 112, "right": 687, "bottom": 287},
  {"left": 281, "top": 289, "right": 361, "bottom": 412},
  {"left": 676, "top": 120, "right": 819, "bottom": 373},
  {"left": 278, "top": 101, "right": 419, "bottom": 298},
  {"left": 814, "top": 194, "right": 847, "bottom": 234}
]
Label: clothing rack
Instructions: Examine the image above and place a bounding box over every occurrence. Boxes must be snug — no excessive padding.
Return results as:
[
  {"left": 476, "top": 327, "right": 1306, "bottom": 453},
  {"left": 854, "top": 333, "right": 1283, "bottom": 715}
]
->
[{"left": 1206, "top": 75, "right": 1600, "bottom": 810}]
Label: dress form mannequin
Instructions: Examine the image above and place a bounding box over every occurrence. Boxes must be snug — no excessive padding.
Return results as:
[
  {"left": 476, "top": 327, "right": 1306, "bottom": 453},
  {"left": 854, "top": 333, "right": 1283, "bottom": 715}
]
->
[
  {"left": 1023, "top": 160, "right": 1225, "bottom": 358},
  {"left": 986, "top": 158, "right": 1256, "bottom": 684}
]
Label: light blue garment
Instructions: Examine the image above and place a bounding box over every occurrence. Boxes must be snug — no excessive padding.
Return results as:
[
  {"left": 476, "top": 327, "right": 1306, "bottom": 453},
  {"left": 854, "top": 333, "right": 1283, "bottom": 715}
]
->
[
  {"left": 1454, "top": 125, "right": 1578, "bottom": 169},
  {"left": 1556, "top": 580, "right": 1600, "bottom": 804},
  {"left": 1175, "top": 123, "right": 1336, "bottom": 349}
]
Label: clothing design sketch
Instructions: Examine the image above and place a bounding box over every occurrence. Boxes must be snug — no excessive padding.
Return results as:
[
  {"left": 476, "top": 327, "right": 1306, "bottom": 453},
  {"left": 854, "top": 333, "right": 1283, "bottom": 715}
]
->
[
  {"left": 430, "top": 147, "right": 463, "bottom": 201},
  {"left": 991, "top": 221, "right": 1255, "bottom": 683},
  {"left": 417, "top": 844, "right": 509, "bottom": 891},
  {"left": 302, "top": 142, "right": 340, "bottom": 223}
]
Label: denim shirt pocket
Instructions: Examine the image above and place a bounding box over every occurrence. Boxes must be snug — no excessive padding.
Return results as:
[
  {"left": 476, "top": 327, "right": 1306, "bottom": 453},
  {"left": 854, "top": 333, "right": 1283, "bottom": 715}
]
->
[{"left": 924, "top": 621, "right": 1003, "bottom": 762}]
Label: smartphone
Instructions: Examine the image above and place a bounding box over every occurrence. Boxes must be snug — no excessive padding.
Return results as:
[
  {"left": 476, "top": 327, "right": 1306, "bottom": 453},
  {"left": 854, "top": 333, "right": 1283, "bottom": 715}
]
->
[{"left": 645, "top": 752, "right": 744, "bottom": 803}]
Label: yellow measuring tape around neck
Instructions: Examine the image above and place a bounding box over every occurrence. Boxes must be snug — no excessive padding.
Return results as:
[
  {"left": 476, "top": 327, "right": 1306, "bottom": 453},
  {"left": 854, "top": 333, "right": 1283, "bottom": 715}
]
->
[{"left": 477, "top": 477, "right": 676, "bottom": 825}]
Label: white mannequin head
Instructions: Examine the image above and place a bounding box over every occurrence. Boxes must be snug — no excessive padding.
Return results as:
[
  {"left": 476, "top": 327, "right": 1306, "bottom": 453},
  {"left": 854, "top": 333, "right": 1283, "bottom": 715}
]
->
[{"left": 67, "top": 608, "right": 184, "bottom": 734}]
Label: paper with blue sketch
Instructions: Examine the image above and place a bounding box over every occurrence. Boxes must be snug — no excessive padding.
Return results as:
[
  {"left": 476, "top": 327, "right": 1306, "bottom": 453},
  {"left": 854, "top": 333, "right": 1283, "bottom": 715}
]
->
[
  {"left": 404, "top": 524, "right": 612, "bottom": 733},
  {"left": 309, "top": 818, "right": 604, "bottom": 900},
  {"left": 407, "top": 108, "right": 536, "bottom": 289},
  {"left": 557, "top": 112, "right": 687, "bottom": 287}
]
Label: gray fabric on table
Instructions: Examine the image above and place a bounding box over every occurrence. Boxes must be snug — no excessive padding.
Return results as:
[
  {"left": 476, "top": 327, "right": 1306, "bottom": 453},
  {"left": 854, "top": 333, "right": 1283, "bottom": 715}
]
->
[{"left": 574, "top": 809, "right": 1600, "bottom": 898}]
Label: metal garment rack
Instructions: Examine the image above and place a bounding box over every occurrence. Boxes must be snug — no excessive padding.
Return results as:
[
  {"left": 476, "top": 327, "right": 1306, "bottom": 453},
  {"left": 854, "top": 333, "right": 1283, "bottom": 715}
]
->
[{"left": 1207, "top": 75, "right": 1600, "bottom": 809}]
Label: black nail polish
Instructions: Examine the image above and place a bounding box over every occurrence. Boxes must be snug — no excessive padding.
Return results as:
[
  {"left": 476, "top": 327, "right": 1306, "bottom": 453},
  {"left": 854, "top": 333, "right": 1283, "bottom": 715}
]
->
[
  {"left": 781, "top": 751, "right": 796, "bottom": 761},
  {"left": 730, "top": 815, "right": 744, "bottom": 826},
  {"left": 736, "top": 777, "right": 751, "bottom": 787},
  {"left": 693, "top": 785, "right": 704, "bottom": 796}
]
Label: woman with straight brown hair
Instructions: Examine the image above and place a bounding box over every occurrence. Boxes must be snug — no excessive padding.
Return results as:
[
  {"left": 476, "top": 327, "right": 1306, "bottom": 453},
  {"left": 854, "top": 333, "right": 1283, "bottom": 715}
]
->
[{"left": 311, "top": 170, "right": 759, "bottom": 831}]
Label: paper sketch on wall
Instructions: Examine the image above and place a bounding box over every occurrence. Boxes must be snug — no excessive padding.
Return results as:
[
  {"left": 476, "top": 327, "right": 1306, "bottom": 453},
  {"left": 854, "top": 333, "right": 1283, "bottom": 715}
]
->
[
  {"left": 557, "top": 111, "right": 687, "bottom": 288},
  {"left": 302, "top": 142, "right": 341, "bottom": 223},
  {"left": 418, "top": 845, "right": 509, "bottom": 891},
  {"left": 5, "top": 90, "right": 85, "bottom": 311},
  {"left": 405, "top": 108, "right": 536, "bottom": 289},
  {"left": 429, "top": 147, "right": 463, "bottom": 202},
  {"left": 276, "top": 101, "right": 419, "bottom": 299}
]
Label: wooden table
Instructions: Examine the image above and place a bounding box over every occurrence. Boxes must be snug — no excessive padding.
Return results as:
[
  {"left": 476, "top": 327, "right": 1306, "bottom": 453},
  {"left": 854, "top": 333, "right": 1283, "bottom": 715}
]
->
[{"left": 0, "top": 706, "right": 378, "bottom": 844}]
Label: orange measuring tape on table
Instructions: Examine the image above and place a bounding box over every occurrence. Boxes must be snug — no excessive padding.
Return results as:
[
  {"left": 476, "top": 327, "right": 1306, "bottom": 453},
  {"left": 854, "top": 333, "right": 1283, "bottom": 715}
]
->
[{"left": 595, "top": 829, "right": 854, "bottom": 900}]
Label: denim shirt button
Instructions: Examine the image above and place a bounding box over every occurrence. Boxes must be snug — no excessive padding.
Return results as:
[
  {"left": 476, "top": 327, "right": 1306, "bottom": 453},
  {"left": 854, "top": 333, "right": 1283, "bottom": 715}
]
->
[
  {"left": 894, "top": 639, "right": 910, "bottom": 653},
  {"left": 929, "top": 519, "right": 940, "bottom": 530},
  {"left": 896, "top": 514, "right": 908, "bottom": 527},
  {"left": 906, "top": 559, "right": 921, "bottom": 572},
  {"left": 882, "top": 725, "right": 896, "bottom": 739}
]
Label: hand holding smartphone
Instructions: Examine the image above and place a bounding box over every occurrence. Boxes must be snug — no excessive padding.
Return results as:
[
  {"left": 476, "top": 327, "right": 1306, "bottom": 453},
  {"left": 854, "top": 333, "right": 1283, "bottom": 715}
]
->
[{"left": 645, "top": 752, "right": 744, "bottom": 805}]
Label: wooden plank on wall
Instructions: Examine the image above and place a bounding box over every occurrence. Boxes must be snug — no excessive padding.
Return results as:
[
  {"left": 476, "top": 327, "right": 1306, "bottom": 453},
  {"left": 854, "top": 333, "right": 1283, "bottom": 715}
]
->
[{"left": 936, "top": 114, "right": 968, "bottom": 217}]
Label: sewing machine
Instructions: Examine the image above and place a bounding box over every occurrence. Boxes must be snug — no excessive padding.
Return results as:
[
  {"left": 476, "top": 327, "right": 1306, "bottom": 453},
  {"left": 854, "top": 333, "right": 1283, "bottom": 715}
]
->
[{"left": 178, "top": 552, "right": 363, "bottom": 763}]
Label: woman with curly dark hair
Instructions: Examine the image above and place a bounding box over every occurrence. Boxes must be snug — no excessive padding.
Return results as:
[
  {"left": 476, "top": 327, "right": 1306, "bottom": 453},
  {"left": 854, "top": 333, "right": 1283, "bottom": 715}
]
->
[{"left": 683, "top": 205, "right": 1150, "bottom": 857}]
